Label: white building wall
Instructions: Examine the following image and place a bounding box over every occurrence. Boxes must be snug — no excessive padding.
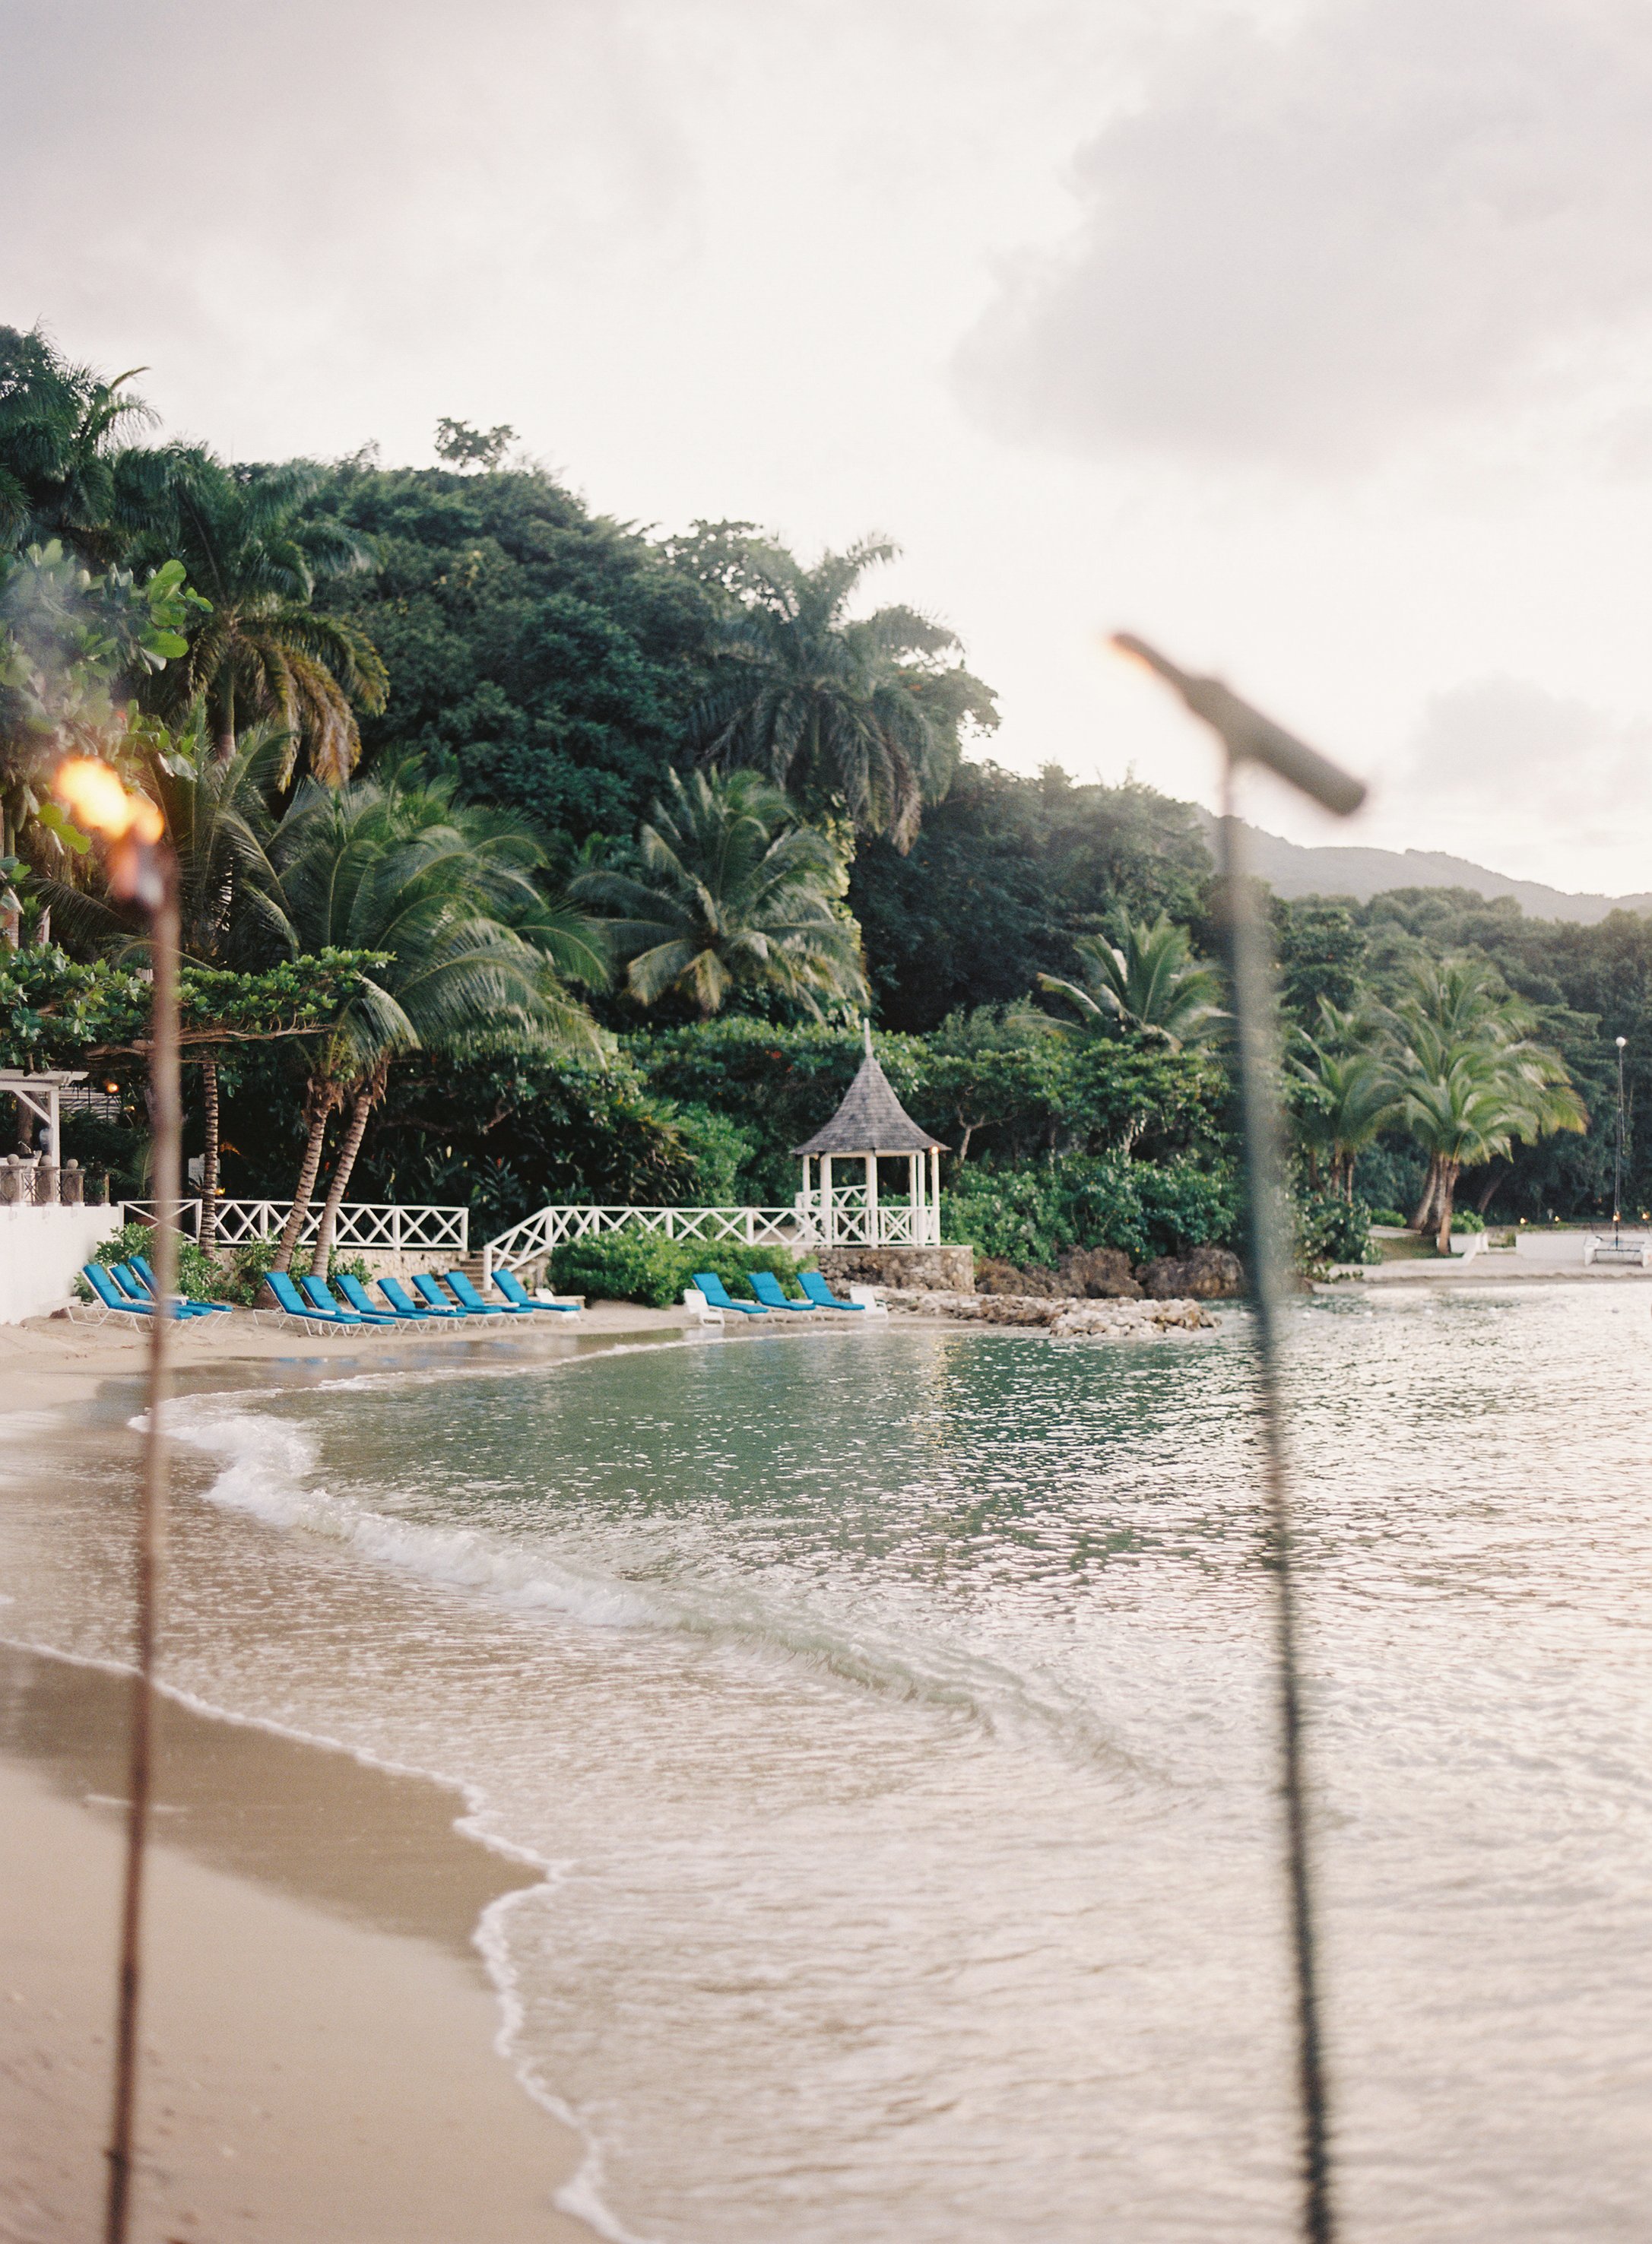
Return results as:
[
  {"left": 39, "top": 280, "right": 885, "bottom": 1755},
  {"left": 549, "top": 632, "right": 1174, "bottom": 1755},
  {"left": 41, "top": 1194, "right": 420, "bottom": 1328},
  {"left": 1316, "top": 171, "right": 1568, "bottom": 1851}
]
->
[{"left": 0, "top": 1205, "right": 123, "bottom": 1323}]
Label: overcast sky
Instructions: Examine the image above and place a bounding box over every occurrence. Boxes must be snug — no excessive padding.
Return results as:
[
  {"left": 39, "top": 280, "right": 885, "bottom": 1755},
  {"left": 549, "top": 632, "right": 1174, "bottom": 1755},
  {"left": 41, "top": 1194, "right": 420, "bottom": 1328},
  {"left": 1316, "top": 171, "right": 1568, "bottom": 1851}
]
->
[{"left": 9, "top": 0, "right": 1652, "bottom": 892}]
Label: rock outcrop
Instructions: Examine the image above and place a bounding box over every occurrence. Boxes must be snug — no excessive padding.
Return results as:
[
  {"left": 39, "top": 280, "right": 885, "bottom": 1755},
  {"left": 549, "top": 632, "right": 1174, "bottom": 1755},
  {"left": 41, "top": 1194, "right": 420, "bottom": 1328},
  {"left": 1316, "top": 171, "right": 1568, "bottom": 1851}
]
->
[
  {"left": 879, "top": 1288, "right": 1216, "bottom": 1338},
  {"left": 816, "top": 1244, "right": 975, "bottom": 1293},
  {"left": 1058, "top": 1245, "right": 1143, "bottom": 1299},
  {"left": 1135, "top": 1246, "right": 1245, "bottom": 1301}
]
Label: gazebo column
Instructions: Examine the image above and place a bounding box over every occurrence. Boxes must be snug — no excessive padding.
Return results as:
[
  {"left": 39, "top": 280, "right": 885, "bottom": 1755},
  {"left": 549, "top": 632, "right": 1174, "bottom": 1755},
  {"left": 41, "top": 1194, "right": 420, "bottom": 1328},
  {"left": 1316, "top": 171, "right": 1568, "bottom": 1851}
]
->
[
  {"left": 907, "top": 1152, "right": 921, "bottom": 1241},
  {"left": 864, "top": 1151, "right": 879, "bottom": 1245},
  {"left": 821, "top": 1153, "right": 833, "bottom": 1246},
  {"left": 929, "top": 1146, "right": 940, "bottom": 1242}
]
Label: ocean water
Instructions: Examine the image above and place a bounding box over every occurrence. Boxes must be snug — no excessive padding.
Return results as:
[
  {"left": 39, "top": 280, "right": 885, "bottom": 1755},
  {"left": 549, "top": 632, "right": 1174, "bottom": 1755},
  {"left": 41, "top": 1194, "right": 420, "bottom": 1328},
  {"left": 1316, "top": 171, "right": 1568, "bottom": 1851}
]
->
[{"left": 5, "top": 1288, "right": 1652, "bottom": 2240}]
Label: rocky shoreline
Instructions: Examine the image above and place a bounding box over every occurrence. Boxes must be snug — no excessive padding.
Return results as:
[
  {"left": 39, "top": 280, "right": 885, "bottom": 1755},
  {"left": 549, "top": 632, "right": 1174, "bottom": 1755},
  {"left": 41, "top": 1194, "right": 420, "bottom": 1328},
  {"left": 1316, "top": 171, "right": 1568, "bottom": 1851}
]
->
[{"left": 879, "top": 1288, "right": 1220, "bottom": 1338}]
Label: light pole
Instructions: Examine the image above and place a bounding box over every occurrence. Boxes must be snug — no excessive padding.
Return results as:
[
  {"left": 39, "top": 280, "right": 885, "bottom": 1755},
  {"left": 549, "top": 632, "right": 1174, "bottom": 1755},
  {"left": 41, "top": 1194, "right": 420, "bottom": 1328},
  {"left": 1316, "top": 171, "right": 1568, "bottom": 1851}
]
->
[
  {"left": 1113, "top": 635, "right": 1364, "bottom": 2244},
  {"left": 1615, "top": 1035, "right": 1628, "bottom": 1237}
]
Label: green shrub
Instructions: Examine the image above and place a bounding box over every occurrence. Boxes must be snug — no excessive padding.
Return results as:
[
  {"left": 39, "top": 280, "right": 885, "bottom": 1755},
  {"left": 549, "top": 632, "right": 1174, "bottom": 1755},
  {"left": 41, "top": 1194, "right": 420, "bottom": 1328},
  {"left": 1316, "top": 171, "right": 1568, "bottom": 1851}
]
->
[
  {"left": 1450, "top": 1207, "right": 1486, "bottom": 1232},
  {"left": 550, "top": 1230, "right": 801, "bottom": 1307},
  {"left": 90, "top": 1219, "right": 232, "bottom": 1303},
  {"left": 1371, "top": 1208, "right": 1407, "bottom": 1228},
  {"left": 1295, "top": 1190, "right": 1373, "bottom": 1269},
  {"left": 941, "top": 1152, "right": 1242, "bottom": 1269},
  {"left": 219, "top": 1239, "right": 373, "bottom": 1307}
]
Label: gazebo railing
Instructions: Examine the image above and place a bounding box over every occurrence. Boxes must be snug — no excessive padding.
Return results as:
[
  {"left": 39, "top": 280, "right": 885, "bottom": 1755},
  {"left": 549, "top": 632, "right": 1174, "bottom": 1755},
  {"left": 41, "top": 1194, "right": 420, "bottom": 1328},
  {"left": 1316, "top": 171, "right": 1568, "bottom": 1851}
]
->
[{"left": 791, "top": 1192, "right": 939, "bottom": 1247}]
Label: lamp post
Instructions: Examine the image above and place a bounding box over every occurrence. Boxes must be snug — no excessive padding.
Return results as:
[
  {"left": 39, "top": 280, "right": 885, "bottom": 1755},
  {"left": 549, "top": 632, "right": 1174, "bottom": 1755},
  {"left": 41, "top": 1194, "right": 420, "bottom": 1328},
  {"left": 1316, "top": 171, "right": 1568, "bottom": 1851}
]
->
[
  {"left": 1615, "top": 1036, "right": 1627, "bottom": 1238},
  {"left": 52, "top": 759, "right": 179, "bottom": 2244},
  {"left": 1112, "top": 635, "right": 1364, "bottom": 2244}
]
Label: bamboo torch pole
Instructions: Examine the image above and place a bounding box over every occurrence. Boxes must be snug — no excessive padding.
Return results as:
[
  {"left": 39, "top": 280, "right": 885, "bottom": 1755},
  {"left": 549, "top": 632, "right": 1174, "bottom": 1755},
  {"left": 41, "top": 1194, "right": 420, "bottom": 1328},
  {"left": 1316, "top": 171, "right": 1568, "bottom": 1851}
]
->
[
  {"left": 52, "top": 759, "right": 179, "bottom": 2244},
  {"left": 1110, "top": 638, "right": 1365, "bottom": 2244}
]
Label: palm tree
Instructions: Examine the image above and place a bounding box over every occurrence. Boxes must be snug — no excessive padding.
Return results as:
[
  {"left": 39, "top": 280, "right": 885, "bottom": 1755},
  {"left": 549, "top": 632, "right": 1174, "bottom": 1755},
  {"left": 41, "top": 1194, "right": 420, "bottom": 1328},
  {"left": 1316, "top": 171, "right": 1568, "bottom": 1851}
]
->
[
  {"left": 0, "top": 325, "right": 154, "bottom": 562},
  {"left": 145, "top": 725, "right": 296, "bottom": 1244},
  {"left": 132, "top": 451, "right": 387, "bottom": 781},
  {"left": 1289, "top": 1001, "right": 1400, "bottom": 1199},
  {"left": 33, "top": 720, "right": 299, "bottom": 1243},
  {"left": 570, "top": 768, "right": 867, "bottom": 1019},
  {"left": 692, "top": 536, "right": 995, "bottom": 850},
  {"left": 269, "top": 765, "right": 604, "bottom": 1276},
  {"left": 1038, "top": 912, "right": 1225, "bottom": 1049},
  {"left": 1388, "top": 956, "right": 1586, "bottom": 1249}
]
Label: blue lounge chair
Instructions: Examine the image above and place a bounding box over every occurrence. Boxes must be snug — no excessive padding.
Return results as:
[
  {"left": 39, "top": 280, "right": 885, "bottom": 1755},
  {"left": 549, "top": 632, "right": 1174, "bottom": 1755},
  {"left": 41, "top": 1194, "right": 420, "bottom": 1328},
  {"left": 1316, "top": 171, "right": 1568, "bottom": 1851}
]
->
[
  {"left": 797, "top": 1271, "right": 864, "bottom": 1311},
  {"left": 748, "top": 1271, "right": 813, "bottom": 1313},
  {"left": 379, "top": 1276, "right": 465, "bottom": 1322},
  {"left": 111, "top": 1263, "right": 212, "bottom": 1319},
  {"left": 131, "top": 1252, "right": 234, "bottom": 1313},
  {"left": 264, "top": 1269, "right": 374, "bottom": 1332},
  {"left": 412, "top": 1272, "right": 501, "bottom": 1322},
  {"left": 446, "top": 1268, "right": 534, "bottom": 1320},
  {"left": 334, "top": 1273, "right": 434, "bottom": 1324},
  {"left": 119, "top": 1257, "right": 222, "bottom": 1317},
  {"left": 490, "top": 1267, "right": 580, "bottom": 1315},
  {"left": 81, "top": 1263, "right": 159, "bottom": 1322},
  {"left": 691, "top": 1272, "right": 767, "bottom": 1317},
  {"left": 301, "top": 1273, "right": 396, "bottom": 1323}
]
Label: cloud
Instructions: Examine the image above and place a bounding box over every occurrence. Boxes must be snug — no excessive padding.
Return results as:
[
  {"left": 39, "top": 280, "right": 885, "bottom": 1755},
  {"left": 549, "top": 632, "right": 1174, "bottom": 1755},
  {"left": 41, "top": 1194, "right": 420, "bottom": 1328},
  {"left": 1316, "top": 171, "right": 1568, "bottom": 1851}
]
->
[
  {"left": 1397, "top": 677, "right": 1652, "bottom": 874},
  {"left": 959, "top": 0, "right": 1652, "bottom": 468}
]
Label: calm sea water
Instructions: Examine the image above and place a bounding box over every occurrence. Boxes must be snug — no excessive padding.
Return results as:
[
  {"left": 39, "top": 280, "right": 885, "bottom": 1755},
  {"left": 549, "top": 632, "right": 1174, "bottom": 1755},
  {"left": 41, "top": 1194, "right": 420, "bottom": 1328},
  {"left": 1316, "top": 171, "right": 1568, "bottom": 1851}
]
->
[{"left": 5, "top": 1288, "right": 1652, "bottom": 2240}]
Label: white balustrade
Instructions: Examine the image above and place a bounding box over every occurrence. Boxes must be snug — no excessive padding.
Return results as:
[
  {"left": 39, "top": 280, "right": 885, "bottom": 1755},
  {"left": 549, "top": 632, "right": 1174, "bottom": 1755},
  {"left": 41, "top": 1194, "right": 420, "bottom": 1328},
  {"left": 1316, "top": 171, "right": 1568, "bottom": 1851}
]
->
[
  {"left": 484, "top": 1196, "right": 940, "bottom": 1279},
  {"left": 122, "top": 1200, "right": 468, "bottom": 1253}
]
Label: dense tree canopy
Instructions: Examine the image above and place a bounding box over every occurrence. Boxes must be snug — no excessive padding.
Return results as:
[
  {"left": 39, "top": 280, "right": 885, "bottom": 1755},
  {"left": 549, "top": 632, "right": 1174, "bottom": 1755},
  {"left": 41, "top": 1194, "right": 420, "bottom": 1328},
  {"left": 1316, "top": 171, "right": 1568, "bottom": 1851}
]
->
[
  {"left": 848, "top": 763, "right": 1213, "bottom": 1031},
  {"left": 4, "top": 327, "right": 1647, "bottom": 1276},
  {"left": 309, "top": 459, "right": 721, "bottom": 839}
]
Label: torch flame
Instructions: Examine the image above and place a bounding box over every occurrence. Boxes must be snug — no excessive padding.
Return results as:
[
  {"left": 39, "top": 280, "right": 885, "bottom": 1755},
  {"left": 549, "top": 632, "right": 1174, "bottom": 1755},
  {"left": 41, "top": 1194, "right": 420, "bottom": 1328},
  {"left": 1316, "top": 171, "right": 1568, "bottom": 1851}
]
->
[{"left": 53, "top": 759, "right": 164, "bottom": 845}]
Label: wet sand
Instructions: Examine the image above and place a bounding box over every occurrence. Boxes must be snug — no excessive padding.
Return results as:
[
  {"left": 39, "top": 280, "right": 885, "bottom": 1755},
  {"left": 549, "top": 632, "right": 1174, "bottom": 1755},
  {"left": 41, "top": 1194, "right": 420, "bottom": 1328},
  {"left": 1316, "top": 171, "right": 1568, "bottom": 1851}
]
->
[{"left": 0, "top": 1645, "right": 595, "bottom": 2244}]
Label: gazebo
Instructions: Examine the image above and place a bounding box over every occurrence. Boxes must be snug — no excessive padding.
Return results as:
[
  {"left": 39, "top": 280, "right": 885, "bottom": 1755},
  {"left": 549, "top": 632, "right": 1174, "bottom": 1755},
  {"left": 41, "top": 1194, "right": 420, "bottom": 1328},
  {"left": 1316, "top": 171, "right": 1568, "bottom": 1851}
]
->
[
  {"left": 794, "top": 1027, "right": 946, "bottom": 1247},
  {"left": 0, "top": 1069, "right": 83, "bottom": 1168}
]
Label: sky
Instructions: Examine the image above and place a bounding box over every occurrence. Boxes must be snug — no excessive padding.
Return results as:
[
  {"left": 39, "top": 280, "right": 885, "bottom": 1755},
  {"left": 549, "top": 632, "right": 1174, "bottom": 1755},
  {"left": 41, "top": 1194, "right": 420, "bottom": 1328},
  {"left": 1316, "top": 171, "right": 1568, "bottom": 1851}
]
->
[{"left": 9, "top": 0, "right": 1652, "bottom": 892}]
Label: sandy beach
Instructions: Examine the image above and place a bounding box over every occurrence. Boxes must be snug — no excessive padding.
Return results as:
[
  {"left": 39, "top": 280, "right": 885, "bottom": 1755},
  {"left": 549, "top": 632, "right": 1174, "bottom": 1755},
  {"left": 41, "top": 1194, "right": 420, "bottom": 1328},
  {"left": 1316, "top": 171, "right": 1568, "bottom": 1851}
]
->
[
  {"left": 0, "top": 1309, "right": 705, "bottom": 2244},
  {"left": 0, "top": 1648, "right": 600, "bottom": 2244}
]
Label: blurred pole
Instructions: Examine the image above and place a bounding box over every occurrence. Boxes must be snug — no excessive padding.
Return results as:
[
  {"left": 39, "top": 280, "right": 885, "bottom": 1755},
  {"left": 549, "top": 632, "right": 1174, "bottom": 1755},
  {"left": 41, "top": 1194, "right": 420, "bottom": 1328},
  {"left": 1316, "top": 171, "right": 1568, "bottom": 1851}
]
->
[
  {"left": 1112, "top": 637, "right": 1364, "bottom": 2244},
  {"left": 49, "top": 758, "right": 182, "bottom": 2244},
  {"left": 1216, "top": 784, "right": 1333, "bottom": 2244},
  {"left": 105, "top": 863, "right": 178, "bottom": 2244}
]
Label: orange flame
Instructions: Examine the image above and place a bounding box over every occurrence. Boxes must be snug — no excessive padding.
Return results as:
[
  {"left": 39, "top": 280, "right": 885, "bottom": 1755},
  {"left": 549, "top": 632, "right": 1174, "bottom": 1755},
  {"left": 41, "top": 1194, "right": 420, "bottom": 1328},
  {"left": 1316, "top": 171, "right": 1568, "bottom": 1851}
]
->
[{"left": 52, "top": 759, "right": 163, "bottom": 845}]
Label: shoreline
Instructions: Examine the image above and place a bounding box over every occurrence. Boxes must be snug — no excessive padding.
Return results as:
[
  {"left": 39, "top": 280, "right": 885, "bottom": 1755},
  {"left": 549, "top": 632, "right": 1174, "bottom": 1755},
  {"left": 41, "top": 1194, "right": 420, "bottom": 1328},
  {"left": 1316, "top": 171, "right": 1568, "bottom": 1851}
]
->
[{"left": 0, "top": 1640, "right": 598, "bottom": 2244}]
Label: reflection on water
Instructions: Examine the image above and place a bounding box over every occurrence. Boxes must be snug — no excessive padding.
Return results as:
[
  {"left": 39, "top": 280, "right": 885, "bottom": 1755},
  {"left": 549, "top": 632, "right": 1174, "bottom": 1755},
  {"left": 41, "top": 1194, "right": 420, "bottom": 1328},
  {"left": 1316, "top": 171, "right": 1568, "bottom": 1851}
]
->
[{"left": 4, "top": 1288, "right": 1652, "bottom": 2241}]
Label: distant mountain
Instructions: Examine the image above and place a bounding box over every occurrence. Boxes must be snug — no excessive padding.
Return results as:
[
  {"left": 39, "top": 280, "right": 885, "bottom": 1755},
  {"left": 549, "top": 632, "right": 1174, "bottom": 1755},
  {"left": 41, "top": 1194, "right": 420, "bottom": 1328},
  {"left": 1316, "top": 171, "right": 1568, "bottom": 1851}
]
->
[{"left": 1194, "top": 813, "right": 1652, "bottom": 926}]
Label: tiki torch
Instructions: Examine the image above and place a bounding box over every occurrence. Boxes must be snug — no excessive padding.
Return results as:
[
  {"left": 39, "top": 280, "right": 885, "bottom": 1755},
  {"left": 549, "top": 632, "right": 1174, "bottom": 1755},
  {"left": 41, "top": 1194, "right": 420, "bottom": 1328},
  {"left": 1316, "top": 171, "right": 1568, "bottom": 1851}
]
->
[
  {"left": 1111, "top": 636, "right": 1365, "bottom": 2244},
  {"left": 52, "top": 758, "right": 179, "bottom": 2244}
]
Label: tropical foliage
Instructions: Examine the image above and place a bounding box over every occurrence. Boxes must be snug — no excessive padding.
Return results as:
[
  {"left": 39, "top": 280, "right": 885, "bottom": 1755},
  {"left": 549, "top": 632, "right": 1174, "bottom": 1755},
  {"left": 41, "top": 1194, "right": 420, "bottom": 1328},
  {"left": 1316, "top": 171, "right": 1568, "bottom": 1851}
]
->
[
  {"left": 267, "top": 764, "right": 605, "bottom": 1272},
  {"left": 131, "top": 452, "right": 388, "bottom": 779},
  {"left": 0, "top": 328, "right": 1636, "bottom": 1286},
  {"left": 689, "top": 534, "right": 996, "bottom": 849},
  {"left": 1038, "top": 911, "right": 1226, "bottom": 1048},
  {"left": 571, "top": 767, "right": 866, "bottom": 1019}
]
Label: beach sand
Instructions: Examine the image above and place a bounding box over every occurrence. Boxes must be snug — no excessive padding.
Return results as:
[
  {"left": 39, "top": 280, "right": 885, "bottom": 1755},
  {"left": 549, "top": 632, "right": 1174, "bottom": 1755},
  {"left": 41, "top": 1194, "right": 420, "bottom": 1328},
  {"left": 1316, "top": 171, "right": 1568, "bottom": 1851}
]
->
[
  {"left": 0, "top": 1646, "right": 595, "bottom": 2244},
  {"left": 0, "top": 1311, "right": 692, "bottom": 2244},
  {"left": 0, "top": 1289, "right": 915, "bottom": 2243}
]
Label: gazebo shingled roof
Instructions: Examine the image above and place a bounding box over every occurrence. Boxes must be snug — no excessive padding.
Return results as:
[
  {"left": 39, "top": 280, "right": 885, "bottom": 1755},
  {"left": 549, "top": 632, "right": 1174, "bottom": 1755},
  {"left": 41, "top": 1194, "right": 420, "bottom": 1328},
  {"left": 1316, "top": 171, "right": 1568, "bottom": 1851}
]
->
[{"left": 793, "top": 1049, "right": 947, "bottom": 1158}]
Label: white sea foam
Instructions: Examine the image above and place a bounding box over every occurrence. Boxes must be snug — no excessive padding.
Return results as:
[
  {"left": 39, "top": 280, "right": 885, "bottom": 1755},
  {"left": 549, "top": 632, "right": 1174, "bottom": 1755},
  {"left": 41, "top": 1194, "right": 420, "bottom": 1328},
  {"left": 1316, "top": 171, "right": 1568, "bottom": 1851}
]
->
[
  {"left": 169, "top": 1396, "right": 1135, "bottom": 1767},
  {"left": 172, "top": 1406, "right": 661, "bottom": 1629}
]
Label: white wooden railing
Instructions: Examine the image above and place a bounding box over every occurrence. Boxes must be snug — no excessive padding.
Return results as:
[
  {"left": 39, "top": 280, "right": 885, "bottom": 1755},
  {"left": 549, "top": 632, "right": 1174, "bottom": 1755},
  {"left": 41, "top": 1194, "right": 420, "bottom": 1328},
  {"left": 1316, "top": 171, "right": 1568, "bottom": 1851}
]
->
[
  {"left": 484, "top": 1203, "right": 804, "bottom": 1279},
  {"left": 123, "top": 1200, "right": 469, "bottom": 1254},
  {"left": 484, "top": 1196, "right": 941, "bottom": 1278},
  {"left": 792, "top": 1191, "right": 939, "bottom": 1247}
]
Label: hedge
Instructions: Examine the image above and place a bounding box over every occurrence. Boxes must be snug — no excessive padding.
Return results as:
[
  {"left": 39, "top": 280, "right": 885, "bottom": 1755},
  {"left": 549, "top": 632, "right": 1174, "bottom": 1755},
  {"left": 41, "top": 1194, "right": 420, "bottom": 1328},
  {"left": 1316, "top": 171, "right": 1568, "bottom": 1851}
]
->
[{"left": 550, "top": 1231, "right": 803, "bottom": 1308}]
